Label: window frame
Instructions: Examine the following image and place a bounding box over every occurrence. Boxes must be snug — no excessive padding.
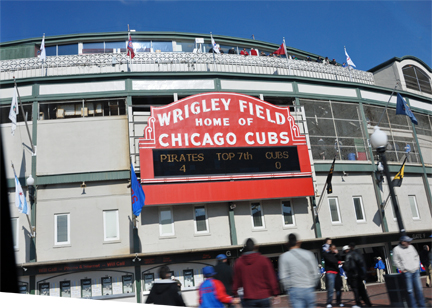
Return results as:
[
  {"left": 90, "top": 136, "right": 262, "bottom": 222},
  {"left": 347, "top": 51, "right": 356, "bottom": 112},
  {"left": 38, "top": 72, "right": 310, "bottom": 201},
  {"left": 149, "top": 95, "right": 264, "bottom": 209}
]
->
[
  {"left": 352, "top": 196, "right": 366, "bottom": 222},
  {"left": 328, "top": 197, "right": 342, "bottom": 224},
  {"left": 159, "top": 207, "right": 175, "bottom": 236},
  {"left": 281, "top": 200, "right": 296, "bottom": 227},
  {"left": 408, "top": 195, "right": 420, "bottom": 220},
  {"left": 54, "top": 213, "right": 70, "bottom": 246},
  {"left": 193, "top": 205, "right": 209, "bottom": 234},
  {"left": 250, "top": 201, "right": 265, "bottom": 229},
  {"left": 103, "top": 209, "right": 120, "bottom": 242}
]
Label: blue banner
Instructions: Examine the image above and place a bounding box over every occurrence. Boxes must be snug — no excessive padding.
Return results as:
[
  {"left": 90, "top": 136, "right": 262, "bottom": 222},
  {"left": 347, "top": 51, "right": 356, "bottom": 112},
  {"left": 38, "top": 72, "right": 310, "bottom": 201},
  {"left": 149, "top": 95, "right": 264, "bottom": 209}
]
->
[
  {"left": 131, "top": 163, "right": 145, "bottom": 217},
  {"left": 396, "top": 93, "right": 418, "bottom": 125}
]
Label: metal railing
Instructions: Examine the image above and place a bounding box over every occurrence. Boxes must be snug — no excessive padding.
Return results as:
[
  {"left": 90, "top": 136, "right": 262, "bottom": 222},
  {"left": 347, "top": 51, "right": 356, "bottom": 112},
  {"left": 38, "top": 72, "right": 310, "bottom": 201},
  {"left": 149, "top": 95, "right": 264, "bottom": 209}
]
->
[{"left": 1, "top": 52, "right": 375, "bottom": 84}]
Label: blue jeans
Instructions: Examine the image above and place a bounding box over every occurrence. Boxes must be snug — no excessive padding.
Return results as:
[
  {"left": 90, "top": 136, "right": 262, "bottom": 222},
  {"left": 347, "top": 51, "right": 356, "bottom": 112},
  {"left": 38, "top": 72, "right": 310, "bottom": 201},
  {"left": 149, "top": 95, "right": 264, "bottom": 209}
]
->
[
  {"left": 326, "top": 273, "right": 342, "bottom": 305},
  {"left": 242, "top": 298, "right": 271, "bottom": 307},
  {"left": 403, "top": 270, "right": 425, "bottom": 308},
  {"left": 288, "top": 287, "right": 316, "bottom": 308}
]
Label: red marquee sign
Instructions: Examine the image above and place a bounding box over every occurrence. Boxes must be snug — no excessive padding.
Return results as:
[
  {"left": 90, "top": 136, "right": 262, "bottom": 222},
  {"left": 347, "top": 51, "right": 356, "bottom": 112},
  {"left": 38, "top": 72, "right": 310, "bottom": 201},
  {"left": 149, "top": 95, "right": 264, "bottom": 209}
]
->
[{"left": 139, "top": 92, "right": 314, "bottom": 205}]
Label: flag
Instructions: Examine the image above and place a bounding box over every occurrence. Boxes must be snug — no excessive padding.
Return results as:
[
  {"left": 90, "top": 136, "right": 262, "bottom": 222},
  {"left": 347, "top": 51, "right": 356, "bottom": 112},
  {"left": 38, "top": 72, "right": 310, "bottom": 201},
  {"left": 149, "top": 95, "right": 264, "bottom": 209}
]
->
[
  {"left": 131, "top": 163, "right": 145, "bottom": 217},
  {"left": 391, "top": 157, "right": 406, "bottom": 188},
  {"left": 326, "top": 157, "right": 336, "bottom": 194},
  {"left": 40, "top": 34, "right": 46, "bottom": 61},
  {"left": 14, "top": 174, "right": 30, "bottom": 215},
  {"left": 273, "top": 43, "right": 286, "bottom": 55},
  {"left": 344, "top": 48, "right": 356, "bottom": 67},
  {"left": 9, "top": 86, "right": 18, "bottom": 136},
  {"left": 396, "top": 93, "right": 418, "bottom": 125},
  {"left": 127, "top": 35, "right": 135, "bottom": 59},
  {"left": 211, "top": 34, "right": 220, "bottom": 54}
]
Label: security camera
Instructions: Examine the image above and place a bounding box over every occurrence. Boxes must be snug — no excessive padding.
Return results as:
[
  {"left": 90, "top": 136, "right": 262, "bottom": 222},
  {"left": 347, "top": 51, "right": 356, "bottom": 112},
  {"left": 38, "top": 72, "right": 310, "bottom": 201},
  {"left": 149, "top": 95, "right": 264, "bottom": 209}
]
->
[
  {"left": 229, "top": 202, "right": 236, "bottom": 210},
  {"left": 81, "top": 182, "right": 86, "bottom": 188}
]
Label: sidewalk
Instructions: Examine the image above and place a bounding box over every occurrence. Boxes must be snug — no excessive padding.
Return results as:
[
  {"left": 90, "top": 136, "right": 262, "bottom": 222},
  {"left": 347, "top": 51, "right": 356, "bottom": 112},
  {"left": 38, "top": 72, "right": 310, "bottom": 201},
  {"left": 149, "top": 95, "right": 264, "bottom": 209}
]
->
[{"left": 274, "top": 277, "right": 432, "bottom": 307}]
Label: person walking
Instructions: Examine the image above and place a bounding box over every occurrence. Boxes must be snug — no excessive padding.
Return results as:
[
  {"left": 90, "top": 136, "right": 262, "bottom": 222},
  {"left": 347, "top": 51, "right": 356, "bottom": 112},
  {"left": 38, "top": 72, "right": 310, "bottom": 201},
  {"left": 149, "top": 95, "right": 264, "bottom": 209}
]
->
[
  {"left": 214, "top": 254, "right": 234, "bottom": 307},
  {"left": 278, "top": 233, "right": 320, "bottom": 308},
  {"left": 393, "top": 235, "right": 426, "bottom": 307},
  {"left": 232, "top": 238, "right": 280, "bottom": 307},
  {"left": 343, "top": 243, "right": 372, "bottom": 308},
  {"left": 374, "top": 257, "right": 385, "bottom": 283},
  {"left": 419, "top": 245, "right": 431, "bottom": 288},
  {"left": 199, "top": 266, "right": 239, "bottom": 308},
  {"left": 145, "top": 265, "right": 186, "bottom": 306},
  {"left": 323, "top": 244, "right": 343, "bottom": 308}
]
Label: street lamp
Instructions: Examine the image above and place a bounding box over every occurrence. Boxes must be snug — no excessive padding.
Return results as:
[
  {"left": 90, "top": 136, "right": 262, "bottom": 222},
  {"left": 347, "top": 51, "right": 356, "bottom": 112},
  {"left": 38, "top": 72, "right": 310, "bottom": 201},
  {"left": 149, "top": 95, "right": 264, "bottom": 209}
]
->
[{"left": 370, "top": 126, "right": 406, "bottom": 236}]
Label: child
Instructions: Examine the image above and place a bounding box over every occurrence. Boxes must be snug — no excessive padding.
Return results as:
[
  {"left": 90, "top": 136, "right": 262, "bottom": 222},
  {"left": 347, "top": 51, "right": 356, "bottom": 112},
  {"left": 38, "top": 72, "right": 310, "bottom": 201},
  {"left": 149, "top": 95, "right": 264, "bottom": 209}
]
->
[{"left": 199, "top": 266, "right": 239, "bottom": 308}]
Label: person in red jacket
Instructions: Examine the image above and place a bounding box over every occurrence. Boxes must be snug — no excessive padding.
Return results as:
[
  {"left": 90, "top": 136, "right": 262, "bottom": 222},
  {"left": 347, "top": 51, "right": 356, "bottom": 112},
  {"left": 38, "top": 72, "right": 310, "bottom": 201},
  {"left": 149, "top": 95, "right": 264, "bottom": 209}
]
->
[
  {"left": 232, "top": 238, "right": 280, "bottom": 307},
  {"left": 240, "top": 48, "right": 249, "bottom": 56}
]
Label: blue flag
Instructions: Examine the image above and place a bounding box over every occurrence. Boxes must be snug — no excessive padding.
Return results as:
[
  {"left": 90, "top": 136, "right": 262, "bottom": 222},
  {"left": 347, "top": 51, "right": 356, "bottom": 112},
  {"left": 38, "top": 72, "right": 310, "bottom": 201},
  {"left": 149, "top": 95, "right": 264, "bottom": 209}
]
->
[
  {"left": 396, "top": 93, "right": 418, "bottom": 125},
  {"left": 131, "top": 163, "right": 145, "bottom": 217}
]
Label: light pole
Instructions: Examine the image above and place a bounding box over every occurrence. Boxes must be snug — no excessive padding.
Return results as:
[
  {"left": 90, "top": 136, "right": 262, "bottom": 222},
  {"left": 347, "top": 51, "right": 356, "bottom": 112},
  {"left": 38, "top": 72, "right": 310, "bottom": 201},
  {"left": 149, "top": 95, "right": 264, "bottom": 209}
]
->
[{"left": 370, "top": 126, "right": 406, "bottom": 236}]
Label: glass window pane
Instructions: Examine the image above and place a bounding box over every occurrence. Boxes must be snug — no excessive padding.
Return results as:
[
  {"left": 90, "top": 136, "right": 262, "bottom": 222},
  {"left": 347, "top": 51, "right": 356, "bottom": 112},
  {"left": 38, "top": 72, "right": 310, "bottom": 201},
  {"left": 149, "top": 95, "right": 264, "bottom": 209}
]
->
[
  {"left": 82, "top": 42, "right": 104, "bottom": 54},
  {"left": 353, "top": 197, "right": 364, "bottom": 221},
  {"left": 133, "top": 41, "right": 152, "bottom": 52},
  {"left": 57, "top": 214, "right": 68, "bottom": 243},
  {"left": 332, "top": 102, "right": 360, "bottom": 120},
  {"left": 329, "top": 199, "right": 340, "bottom": 222},
  {"left": 283, "top": 201, "right": 293, "bottom": 225},
  {"left": 306, "top": 118, "right": 336, "bottom": 136},
  {"left": 60, "top": 281, "right": 71, "bottom": 297},
  {"left": 409, "top": 196, "right": 419, "bottom": 218},
  {"left": 101, "top": 277, "right": 112, "bottom": 296},
  {"left": 195, "top": 207, "right": 207, "bottom": 232},
  {"left": 152, "top": 42, "right": 173, "bottom": 52},
  {"left": 105, "top": 41, "right": 126, "bottom": 53},
  {"left": 251, "top": 203, "right": 263, "bottom": 227},
  {"left": 58, "top": 44, "right": 78, "bottom": 56},
  {"left": 301, "top": 100, "right": 332, "bottom": 118},
  {"left": 105, "top": 210, "right": 118, "bottom": 239},
  {"left": 335, "top": 120, "right": 363, "bottom": 137},
  {"left": 11, "top": 218, "right": 18, "bottom": 248},
  {"left": 160, "top": 209, "right": 173, "bottom": 234},
  {"left": 364, "top": 105, "right": 390, "bottom": 128},
  {"left": 81, "top": 279, "right": 92, "bottom": 298},
  {"left": 46, "top": 46, "right": 56, "bottom": 56}
]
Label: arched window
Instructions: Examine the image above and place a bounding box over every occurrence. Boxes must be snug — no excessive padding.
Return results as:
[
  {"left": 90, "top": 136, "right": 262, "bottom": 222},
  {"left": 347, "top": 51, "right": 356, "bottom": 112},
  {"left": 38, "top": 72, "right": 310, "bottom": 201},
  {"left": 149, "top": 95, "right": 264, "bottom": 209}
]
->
[{"left": 402, "top": 65, "right": 432, "bottom": 94}]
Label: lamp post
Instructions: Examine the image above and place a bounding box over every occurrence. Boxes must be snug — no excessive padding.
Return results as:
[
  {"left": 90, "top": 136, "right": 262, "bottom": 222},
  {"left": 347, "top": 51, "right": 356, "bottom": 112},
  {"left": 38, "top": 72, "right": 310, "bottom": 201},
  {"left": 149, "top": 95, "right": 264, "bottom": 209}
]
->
[{"left": 370, "top": 126, "right": 406, "bottom": 236}]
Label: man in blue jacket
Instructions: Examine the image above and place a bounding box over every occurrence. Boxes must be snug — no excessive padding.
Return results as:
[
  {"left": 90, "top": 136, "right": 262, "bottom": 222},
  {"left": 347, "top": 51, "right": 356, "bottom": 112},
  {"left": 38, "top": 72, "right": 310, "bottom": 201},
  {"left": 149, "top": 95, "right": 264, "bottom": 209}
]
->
[{"left": 374, "top": 257, "right": 385, "bottom": 283}]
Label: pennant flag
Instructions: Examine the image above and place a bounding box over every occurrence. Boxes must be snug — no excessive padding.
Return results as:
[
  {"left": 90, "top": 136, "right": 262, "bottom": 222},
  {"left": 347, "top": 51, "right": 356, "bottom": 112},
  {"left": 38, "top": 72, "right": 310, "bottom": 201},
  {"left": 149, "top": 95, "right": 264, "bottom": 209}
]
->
[
  {"left": 40, "top": 34, "right": 46, "bottom": 61},
  {"left": 131, "top": 163, "right": 145, "bottom": 217},
  {"left": 273, "top": 43, "right": 286, "bottom": 55},
  {"left": 344, "top": 48, "right": 356, "bottom": 67},
  {"left": 14, "top": 174, "right": 30, "bottom": 215},
  {"left": 9, "top": 86, "right": 18, "bottom": 136},
  {"left": 391, "top": 157, "right": 406, "bottom": 188},
  {"left": 127, "top": 35, "right": 135, "bottom": 59},
  {"left": 326, "top": 157, "right": 336, "bottom": 194},
  {"left": 396, "top": 93, "right": 418, "bottom": 125},
  {"left": 211, "top": 34, "right": 220, "bottom": 54}
]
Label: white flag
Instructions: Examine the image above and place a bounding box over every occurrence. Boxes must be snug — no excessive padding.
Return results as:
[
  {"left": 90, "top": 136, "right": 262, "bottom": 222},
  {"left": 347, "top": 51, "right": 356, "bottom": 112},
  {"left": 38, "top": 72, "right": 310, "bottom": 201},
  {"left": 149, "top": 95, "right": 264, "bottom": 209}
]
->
[
  {"left": 40, "top": 34, "right": 46, "bottom": 61},
  {"left": 345, "top": 48, "right": 356, "bottom": 67},
  {"left": 14, "top": 174, "right": 30, "bottom": 215},
  {"left": 9, "top": 86, "right": 18, "bottom": 136},
  {"left": 211, "top": 34, "right": 220, "bottom": 54}
]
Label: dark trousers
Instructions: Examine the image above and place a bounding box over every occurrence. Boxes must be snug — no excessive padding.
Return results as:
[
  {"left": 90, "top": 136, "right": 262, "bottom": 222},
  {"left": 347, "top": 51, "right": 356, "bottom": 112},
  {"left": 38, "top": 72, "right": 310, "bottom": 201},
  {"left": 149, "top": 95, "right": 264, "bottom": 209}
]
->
[
  {"left": 242, "top": 298, "right": 271, "bottom": 307},
  {"left": 348, "top": 276, "right": 372, "bottom": 306}
]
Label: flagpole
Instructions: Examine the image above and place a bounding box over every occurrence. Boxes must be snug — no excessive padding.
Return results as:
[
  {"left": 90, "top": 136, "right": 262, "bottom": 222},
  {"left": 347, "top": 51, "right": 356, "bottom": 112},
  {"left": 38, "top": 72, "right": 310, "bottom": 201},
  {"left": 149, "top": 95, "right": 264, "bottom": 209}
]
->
[
  {"left": 13, "top": 78, "right": 35, "bottom": 155},
  {"left": 344, "top": 46, "right": 352, "bottom": 82},
  {"left": 376, "top": 83, "right": 399, "bottom": 127},
  {"left": 283, "top": 38, "right": 291, "bottom": 75},
  {"left": 11, "top": 162, "right": 34, "bottom": 236},
  {"left": 127, "top": 25, "right": 131, "bottom": 69},
  {"left": 41, "top": 33, "right": 45, "bottom": 76},
  {"left": 210, "top": 32, "right": 216, "bottom": 71}
]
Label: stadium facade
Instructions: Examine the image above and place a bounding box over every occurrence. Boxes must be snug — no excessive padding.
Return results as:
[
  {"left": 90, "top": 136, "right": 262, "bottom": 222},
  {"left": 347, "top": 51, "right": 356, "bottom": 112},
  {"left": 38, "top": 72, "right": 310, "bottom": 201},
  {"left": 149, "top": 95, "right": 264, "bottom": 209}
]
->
[{"left": 1, "top": 32, "right": 431, "bottom": 304}]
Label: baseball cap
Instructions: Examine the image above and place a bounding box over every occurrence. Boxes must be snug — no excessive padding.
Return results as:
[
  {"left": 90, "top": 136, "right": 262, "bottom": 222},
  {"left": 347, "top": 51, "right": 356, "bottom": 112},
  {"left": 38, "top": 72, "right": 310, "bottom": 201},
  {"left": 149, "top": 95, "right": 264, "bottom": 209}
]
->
[
  {"left": 202, "top": 266, "right": 216, "bottom": 277},
  {"left": 400, "top": 235, "right": 413, "bottom": 242},
  {"left": 342, "top": 245, "right": 350, "bottom": 251},
  {"left": 216, "top": 254, "right": 227, "bottom": 260}
]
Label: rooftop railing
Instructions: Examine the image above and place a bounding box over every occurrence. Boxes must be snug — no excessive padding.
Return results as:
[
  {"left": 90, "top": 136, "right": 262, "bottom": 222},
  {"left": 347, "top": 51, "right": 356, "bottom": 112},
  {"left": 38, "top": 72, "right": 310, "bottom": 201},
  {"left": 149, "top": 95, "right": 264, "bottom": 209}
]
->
[{"left": 1, "top": 52, "right": 374, "bottom": 85}]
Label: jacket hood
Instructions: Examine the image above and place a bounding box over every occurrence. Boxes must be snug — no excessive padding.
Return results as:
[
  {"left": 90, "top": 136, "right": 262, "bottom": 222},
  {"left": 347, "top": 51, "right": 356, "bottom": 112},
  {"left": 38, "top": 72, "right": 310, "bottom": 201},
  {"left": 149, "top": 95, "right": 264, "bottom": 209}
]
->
[
  {"left": 240, "top": 251, "right": 261, "bottom": 265},
  {"left": 152, "top": 280, "right": 177, "bottom": 294}
]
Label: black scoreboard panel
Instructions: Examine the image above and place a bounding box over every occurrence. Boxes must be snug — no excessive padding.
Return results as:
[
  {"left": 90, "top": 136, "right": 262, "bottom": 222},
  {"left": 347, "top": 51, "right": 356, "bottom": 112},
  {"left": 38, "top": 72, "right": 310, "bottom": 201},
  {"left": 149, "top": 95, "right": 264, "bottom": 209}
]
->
[{"left": 153, "top": 146, "right": 300, "bottom": 177}]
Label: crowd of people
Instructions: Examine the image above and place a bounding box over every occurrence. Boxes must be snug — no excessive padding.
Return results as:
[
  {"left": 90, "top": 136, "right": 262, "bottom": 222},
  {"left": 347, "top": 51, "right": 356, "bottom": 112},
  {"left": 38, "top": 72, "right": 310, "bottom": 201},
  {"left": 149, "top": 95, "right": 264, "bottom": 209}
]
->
[{"left": 144, "top": 235, "right": 431, "bottom": 308}]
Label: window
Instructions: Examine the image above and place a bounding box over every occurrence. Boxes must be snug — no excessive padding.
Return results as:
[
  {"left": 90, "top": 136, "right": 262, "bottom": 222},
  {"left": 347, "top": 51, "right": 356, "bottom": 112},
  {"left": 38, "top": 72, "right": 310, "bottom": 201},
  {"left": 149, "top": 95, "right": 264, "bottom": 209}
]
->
[
  {"left": 101, "top": 277, "right": 112, "bottom": 296},
  {"left": 353, "top": 197, "right": 366, "bottom": 222},
  {"left": 159, "top": 207, "right": 174, "bottom": 236},
  {"left": 81, "top": 279, "right": 92, "bottom": 298},
  {"left": 282, "top": 201, "right": 295, "bottom": 226},
  {"left": 194, "top": 206, "right": 208, "bottom": 233},
  {"left": 143, "top": 273, "right": 154, "bottom": 291},
  {"left": 408, "top": 195, "right": 420, "bottom": 219},
  {"left": 11, "top": 217, "right": 18, "bottom": 250},
  {"left": 0, "top": 103, "right": 32, "bottom": 124},
  {"left": 122, "top": 275, "right": 133, "bottom": 294},
  {"left": 18, "top": 283, "right": 28, "bottom": 294},
  {"left": 54, "top": 213, "right": 70, "bottom": 245},
  {"left": 251, "top": 202, "right": 265, "bottom": 228},
  {"left": 39, "top": 283, "right": 50, "bottom": 296},
  {"left": 60, "top": 281, "right": 71, "bottom": 297},
  {"left": 103, "top": 210, "right": 119, "bottom": 241},
  {"left": 402, "top": 65, "right": 432, "bottom": 94},
  {"left": 328, "top": 198, "right": 341, "bottom": 223}
]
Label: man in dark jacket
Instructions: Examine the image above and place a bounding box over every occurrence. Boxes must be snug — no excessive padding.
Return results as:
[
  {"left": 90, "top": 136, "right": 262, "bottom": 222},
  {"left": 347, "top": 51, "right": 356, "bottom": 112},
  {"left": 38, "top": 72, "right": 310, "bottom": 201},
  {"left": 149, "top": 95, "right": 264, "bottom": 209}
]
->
[
  {"left": 420, "top": 245, "right": 431, "bottom": 287},
  {"left": 232, "top": 238, "right": 280, "bottom": 307},
  {"left": 322, "top": 244, "right": 342, "bottom": 308},
  {"left": 343, "top": 243, "right": 372, "bottom": 307},
  {"left": 145, "top": 265, "right": 186, "bottom": 306},
  {"left": 214, "top": 254, "right": 234, "bottom": 297}
]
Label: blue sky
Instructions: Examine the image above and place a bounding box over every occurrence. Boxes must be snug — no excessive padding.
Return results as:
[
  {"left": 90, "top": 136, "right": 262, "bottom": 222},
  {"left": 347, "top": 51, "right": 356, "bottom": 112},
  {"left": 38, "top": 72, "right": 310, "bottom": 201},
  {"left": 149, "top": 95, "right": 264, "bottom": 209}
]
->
[{"left": 1, "top": 0, "right": 430, "bottom": 71}]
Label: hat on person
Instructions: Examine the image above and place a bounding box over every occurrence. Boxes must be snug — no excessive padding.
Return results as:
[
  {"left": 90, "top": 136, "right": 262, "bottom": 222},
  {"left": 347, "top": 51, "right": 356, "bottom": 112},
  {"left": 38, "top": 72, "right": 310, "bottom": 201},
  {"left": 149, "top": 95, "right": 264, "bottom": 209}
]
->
[
  {"left": 400, "top": 235, "right": 413, "bottom": 242},
  {"left": 202, "top": 266, "right": 216, "bottom": 278},
  {"left": 216, "top": 254, "right": 227, "bottom": 260},
  {"left": 342, "top": 245, "right": 350, "bottom": 251},
  {"left": 377, "top": 257, "right": 382, "bottom": 260}
]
